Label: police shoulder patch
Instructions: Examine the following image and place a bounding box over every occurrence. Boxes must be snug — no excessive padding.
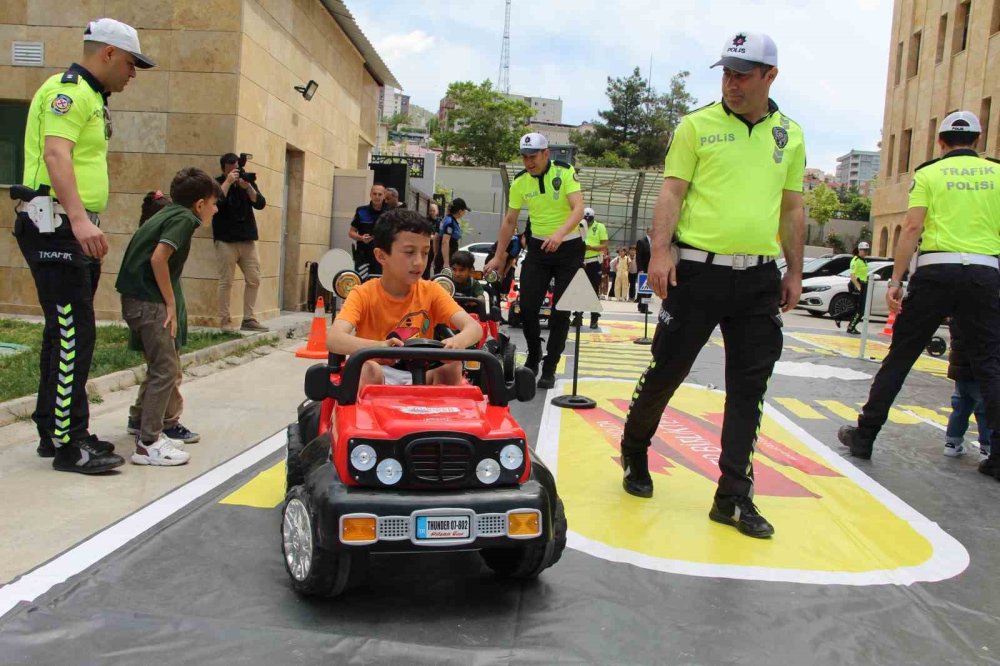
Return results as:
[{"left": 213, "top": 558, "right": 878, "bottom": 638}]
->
[
  {"left": 772, "top": 126, "right": 788, "bottom": 149},
  {"left": 909, "top": 178, "right": 917, "bottom": 193},
  {"left": 50, "top": 94, "right": 73, "bottom": 116},
  {"left": 986, "top": 157, "right": 1000, "bottom": 165},
  {"left": 60, "top": 71, "right": 79, "bottom": 84},
  {"left": 913, "top": 157, "right": 941, "bottom": 173},
  {"left": 553, "top": 160, "right": 573, "bottom": 168},
  {"left": 687, "top": 101, "right": 718, "bottom": 116},
  {"left": 512, "top": 168, "right": 528, "bottom": 180}
]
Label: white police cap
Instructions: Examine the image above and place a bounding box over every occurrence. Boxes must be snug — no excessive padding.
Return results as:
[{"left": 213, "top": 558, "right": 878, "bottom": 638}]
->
[{"left": 939, "top": 111, "right": 982, "bottom": 134}]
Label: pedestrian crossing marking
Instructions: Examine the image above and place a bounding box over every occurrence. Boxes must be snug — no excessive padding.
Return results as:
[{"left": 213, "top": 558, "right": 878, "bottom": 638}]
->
[
  {"left": 219, "top": 461, "right": 285, "bottom": 508},
  {"left": 817, "top": 400, "right": 859, "bottom": 421},
  {"left": 774, "top": 398, "right": 825, "bottom": 419},
  {"left": 899, "top": 406, "right": 948, "bottom": 426},
  {"left": 787, "top": 333, "right": 948, "bottom": 378}
]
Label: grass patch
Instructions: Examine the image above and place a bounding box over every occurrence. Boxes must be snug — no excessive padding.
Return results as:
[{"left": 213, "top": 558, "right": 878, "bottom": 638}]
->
[{"left": 0, "top": 319, "right": 242, "bottom": 403}]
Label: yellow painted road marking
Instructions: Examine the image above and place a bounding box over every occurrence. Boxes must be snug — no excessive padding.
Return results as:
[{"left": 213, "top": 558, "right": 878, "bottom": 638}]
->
[
  {"left": 817, "top": 400, "right": 859, "bottom": 421},
  {"left": 219, "top": 460, "right": 285, "bottom": 508},
  {"left": 775, "top": 398, "right": 826, "bottom": 419}
]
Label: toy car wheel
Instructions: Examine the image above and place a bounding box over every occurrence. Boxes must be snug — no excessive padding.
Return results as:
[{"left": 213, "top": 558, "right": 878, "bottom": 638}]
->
[
  {"left": 286, "top": 422, "right": 305, "bottom": 490},
  {"left": 927, "top": 336, "right": 947, "bottom": 357},
  {"left": 281, "top": 486, "right": 366, "bottom": 597},
  {"left": 502, "top": 341, "right": 516, "bottom": 384},
  {"left": 480, "top": 498, "right": 567, "bottom": 579}
]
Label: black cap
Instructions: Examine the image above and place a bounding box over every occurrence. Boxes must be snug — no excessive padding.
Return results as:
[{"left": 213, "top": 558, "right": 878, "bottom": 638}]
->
[{"left": 452, "top": 197, "right": 469, "bottom": 212}]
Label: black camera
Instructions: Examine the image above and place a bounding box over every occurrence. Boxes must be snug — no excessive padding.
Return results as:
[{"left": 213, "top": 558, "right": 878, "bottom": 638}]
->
[{"left": 237, "top": 152, "right": 256, "bottom": 183}]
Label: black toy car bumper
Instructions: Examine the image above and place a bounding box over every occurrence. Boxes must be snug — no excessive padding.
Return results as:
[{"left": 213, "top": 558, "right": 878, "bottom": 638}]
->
[{"left": 307, "top": 465, "right": 556, "bottom": 553}]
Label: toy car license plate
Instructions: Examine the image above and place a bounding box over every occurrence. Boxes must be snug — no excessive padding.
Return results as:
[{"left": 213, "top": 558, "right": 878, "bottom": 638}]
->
[
  {"left": 416, "top": 515, "right": 470, "bottom": 540},
  {"left": 465, "top": 360, "right": 481, "bottom": 370},
  {"left": 512, "top": 305, "right": 520, "bottom": 313},
  {"left": 541, "top": 308, "right": 551, "bottom": 316}
]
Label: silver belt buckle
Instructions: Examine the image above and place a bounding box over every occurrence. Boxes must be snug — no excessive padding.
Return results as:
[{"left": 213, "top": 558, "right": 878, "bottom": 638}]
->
[{"left": 731, "top": 254, "right": 750, "bottom": 270}]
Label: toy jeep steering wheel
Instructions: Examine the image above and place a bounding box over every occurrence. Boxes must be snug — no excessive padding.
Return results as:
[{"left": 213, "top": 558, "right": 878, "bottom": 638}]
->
[{"left": 402, "top": 338, "right": 445, "bottom": 383}]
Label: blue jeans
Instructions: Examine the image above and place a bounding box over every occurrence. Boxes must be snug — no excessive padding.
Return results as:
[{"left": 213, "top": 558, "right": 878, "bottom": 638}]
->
[{"left": 946, "top": 380, "right": 992, "bottom": 447}]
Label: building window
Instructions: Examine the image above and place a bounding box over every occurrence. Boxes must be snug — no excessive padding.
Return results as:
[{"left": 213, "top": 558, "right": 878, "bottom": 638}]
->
[
  {"left": 894, "top": 41, "right": 904, "bottom": 85},
  {"left": 892, "top": 225, "right": 903, "bottom": 252},
  {"left": 899, "top": 128, "right": 913, "bottom": 174},
  {"left": 936, "top": 14, "right": 948, "bottom": 63},
  {"left": 954, "top": 1, "right": 971, "bottom": 53},
  {"left": 0, "top": 103, "right": 28, "bottom": 185},
  {"left": 927, "top": 117, "right": 938, "bottom": 162},
  {"left": 907, "top": 30, "right": 922, "bottom": 78},
  {"left": 879, "top": 227, "right": 889, "bottom": 256},
  {"left": 981, "top": 97, "right": 993, "bottom": 154},
  {"left": 887, "top": 134, "right": 896, "bottom": 177},
  {"left": 993, "top": 0, "right": 1000, "bottom": 34}
]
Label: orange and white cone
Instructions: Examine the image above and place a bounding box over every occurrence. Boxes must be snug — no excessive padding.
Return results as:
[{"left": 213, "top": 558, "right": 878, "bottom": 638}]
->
[
  {"left": 881, "top": 310, "right": 897, "bottom": 337},
  {"left": 295, "top": 296, "right": 330, "bottom": 359}
]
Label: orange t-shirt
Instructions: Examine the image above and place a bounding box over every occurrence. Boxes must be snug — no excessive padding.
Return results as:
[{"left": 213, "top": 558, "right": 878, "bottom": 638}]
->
[{"left": 336, "top": 278, "right": 462, "bottom": 342}]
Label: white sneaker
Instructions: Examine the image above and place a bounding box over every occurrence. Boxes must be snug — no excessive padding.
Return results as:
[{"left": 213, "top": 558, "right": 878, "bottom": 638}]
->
[
  {"left": 132, "top": 433, "right": 190, "bottom": 466},
  {"left": 943, "top": 441, "right": 966, "bottom": 458}
]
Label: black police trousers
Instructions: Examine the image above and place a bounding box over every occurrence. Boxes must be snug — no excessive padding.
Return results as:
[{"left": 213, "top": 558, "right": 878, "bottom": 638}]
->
[
  {"left": 519, "top": 236, "right": 585, "bottom": 370},
  {"left": 620, "top": 259, "right": 784, "bottom": 499},
  {"left": 584, "top": 260, "right": 602, "bottom": 324},
  {"left": 13, "top": 213, "right": 100, "bottom": 444},
  {"left": 857, "top": 264, "right": 1000, "bottom": 442}
]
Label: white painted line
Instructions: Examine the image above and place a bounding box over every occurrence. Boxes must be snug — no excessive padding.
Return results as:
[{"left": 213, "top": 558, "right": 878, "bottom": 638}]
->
[
  {"left": 539, "top": 379, "right": 970, "bottom": 586},
  {"left": 901, "top": 409, "right": 948, "bottom": 432},
  {"left": 0, "top": 430, "right": 287, "bottom": 618}
]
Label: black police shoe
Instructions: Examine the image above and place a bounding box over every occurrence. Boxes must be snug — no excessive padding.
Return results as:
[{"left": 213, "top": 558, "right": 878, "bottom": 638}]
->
[
  {"left": 38, "top": 433, "right": 113, "bottom": 458},
  {"left": 52, "top": 437, "right": 125, "bottom": 474},
  {"left": 37, "top": 437, "right": 56, "bottom": 458},
  {"left": 537, "top": 370, "right": 556, "bottom": 389},
  {"left": 709, "top": 495, "right": 774, "bottom": 538},
  {"left": 837, "top": 425, "right": 873, "bottom": 459},
  {"left": 979, "top": 455, "right": 1000, "bottom": 480},
  {"left": 590, "top": 318, "right": 599, "bottom": 330},
  {"left": 621, "top": 452, "right": 653, "bottom": 498},
  {"left": 524, "top": 354, "right": 541, "bottom": 377}
]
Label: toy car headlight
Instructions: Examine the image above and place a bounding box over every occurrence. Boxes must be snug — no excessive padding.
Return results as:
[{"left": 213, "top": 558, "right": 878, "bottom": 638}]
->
[
  {"left": 376, "top": 458, "right": 403, "bottom": 485},
  {"left": 350, "top": 444, "right": 377, "bottom": 472},
  {"left": 476, "top": 458, "right": 501, "bottom": 484},
  {"left": 499, "top": 444, "right": 524, "bottom": 470}
]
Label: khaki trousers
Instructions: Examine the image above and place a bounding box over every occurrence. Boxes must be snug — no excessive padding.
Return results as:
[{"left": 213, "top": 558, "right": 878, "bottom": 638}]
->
[
  {"left": 215, "top": 240, "right": 260, "bottom": 326},
  {"left": 122, "top": 297, "right": 184, "bottom": 443}
]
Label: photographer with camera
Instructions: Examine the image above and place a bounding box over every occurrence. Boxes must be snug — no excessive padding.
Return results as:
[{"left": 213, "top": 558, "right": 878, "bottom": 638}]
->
[{"left": 213, "top": 152, "right": 267, "bottom": 332}]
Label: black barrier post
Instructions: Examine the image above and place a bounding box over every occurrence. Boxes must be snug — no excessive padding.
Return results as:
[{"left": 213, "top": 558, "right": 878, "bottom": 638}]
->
[
  {"left": 551, "top": 312, "right": 596, "bottom": 410},
  {"left": 634, "top": 295, "right": 653, "bottom": 345}
]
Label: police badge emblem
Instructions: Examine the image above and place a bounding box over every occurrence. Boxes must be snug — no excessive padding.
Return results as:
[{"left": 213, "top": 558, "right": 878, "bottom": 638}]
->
[
  {"left": 772, "top": 126, "right": 788, "bottom": 149},
  {"left": 51, "top": 94, "right": 73, "bottom": 115}
]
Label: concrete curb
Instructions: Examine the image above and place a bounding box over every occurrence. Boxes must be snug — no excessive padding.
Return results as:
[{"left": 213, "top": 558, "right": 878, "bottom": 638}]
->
[{"left": 0, "top": 317, "right": 312, "bottom": 428}]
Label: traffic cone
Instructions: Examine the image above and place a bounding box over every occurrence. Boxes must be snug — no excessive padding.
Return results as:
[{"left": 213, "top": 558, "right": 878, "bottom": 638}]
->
[
  {"left": 881, "top": 310, "right": 896, "bottom": 337},
  {"left": 295, "top": 296, "right": 330, "bottom": 359}
]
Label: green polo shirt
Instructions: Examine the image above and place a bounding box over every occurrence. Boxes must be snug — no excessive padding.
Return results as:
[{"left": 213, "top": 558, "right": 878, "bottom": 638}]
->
[
  {"left": 23, "top": 65, "right": 109, "bottom": 213},
  {"left": 584, "top": 220, "right": 608, "bottom": 259},
  {"left": 665, "top": 100, "right": 806, "bottom": 256},
  {"left": 116, "top": 204, "right": 202, "bottom": 348},
  {"left": 508, "top": 160, "right": 581, "bottom": 237},
  {"left": 909, "top": 149, "right": 1000, "bottom": 254},
  {"left": 850, "top": 255, "right": 869, "bottom": 283}
]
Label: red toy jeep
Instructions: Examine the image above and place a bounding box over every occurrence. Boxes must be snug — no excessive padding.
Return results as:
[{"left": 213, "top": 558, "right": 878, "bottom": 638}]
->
[{"left": 280, "top": 341, "right": 567, "bottom": 597}]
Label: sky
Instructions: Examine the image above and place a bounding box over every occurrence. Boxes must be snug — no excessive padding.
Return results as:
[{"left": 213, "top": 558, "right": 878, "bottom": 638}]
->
[{"left": 351, "top": 0, "right": 894, "bottom": 175}]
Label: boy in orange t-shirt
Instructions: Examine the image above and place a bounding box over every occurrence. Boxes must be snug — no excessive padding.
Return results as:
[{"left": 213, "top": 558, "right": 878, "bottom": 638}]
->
[{"left": 329, "top": 209, "right": 482, "bottom": 387}]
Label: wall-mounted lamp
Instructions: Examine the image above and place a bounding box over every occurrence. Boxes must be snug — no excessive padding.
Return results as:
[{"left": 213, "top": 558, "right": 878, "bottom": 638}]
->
[{"left": 294, "top": 80, "right": 318, "bottom": 101}]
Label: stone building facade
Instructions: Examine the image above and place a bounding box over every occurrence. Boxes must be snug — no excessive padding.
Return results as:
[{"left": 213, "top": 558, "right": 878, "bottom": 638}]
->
[
  {"left": 871, "top": 0, "right": 999, "bottom": 257},
  {"left": 0, "top": 0, "right": 396, "bottom": 324}
]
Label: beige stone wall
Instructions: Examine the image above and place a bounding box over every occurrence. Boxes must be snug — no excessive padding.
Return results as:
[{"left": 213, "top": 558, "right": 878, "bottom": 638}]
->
[
  {"left": 0, "top": 0, "right": 380, "bottom": 324},
  {"left": 872, "top": 0, "right": 1000, "bottom": 257}
]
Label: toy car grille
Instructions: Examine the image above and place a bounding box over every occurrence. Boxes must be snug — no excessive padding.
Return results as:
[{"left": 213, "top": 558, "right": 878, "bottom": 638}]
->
[
  {"left": 377, "top": 516, "right": 410, "bottom": 540},
  {"left": 406, "top": 438, "right": 473, "bottom": 483},
  {"left": 475, "top": 513, "right": 507, "bottom": 537}
]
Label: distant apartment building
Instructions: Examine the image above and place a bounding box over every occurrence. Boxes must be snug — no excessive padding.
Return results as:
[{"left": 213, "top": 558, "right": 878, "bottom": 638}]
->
[
  {"left": 835, "top": 150, "right": 881, "bottom": 189},
  {"left": 504, "top": 93, "right": 563, "bottom": 124},
  {"left": 871, "top": 0, "right": 999, "bottom": 256},
  {"left": 803, "top": 168, "right": 836, "bottom": 192},
  {"left": 380, "top": 88, "right": 410, "bottom": 119}
]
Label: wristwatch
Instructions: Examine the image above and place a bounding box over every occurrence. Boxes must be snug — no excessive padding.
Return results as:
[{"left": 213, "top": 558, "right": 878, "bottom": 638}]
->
[{"left": 887, "top": 279, "right": 903, "bottom": 288}]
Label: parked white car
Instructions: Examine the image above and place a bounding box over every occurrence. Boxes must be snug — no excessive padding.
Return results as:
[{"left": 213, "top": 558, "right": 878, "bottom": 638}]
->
[
  {"left": 458, "top": 242, "right": 492, "bottom": 271},
  {"left": 796, "top": 261, "right": 902, "bottom": 319}
]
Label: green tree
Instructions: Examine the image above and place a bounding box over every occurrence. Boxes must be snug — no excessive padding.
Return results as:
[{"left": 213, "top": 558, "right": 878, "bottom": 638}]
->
[
  {"left": 384, "top": 112, "right": 409, "bottom": 131},
  {"left": 804, "top": 184, "right": 841, "bottom": 235},
  {"left": 840, "top": 190, "right": 872, "bottom": 221},
  {"left": 571, "top": 68, "right": 696, "bottom": 169},
  {"left": 430, "top": 81, "right": 533, "bottom": 166}
]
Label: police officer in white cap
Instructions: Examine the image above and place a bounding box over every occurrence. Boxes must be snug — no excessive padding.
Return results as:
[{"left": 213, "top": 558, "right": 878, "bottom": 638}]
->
[
  {"left": 485, "top": 132, "right": 585, "bottom": 388},
  {"left": 840, "top": 111, "right": 1000, "bottom": 479},
  {"left": 13, "top": 18, "right": 154, "bottom": 473},
  {"left": 581, "top": 207, "right": 608, "bottom": 329}
]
